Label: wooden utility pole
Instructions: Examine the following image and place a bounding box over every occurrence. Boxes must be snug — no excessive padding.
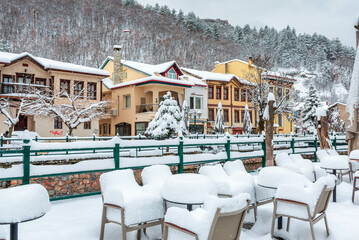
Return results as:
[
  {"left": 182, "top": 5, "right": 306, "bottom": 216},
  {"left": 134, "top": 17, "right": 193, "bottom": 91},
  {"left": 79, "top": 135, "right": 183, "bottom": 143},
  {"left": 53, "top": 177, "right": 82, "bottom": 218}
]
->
[
  {"left": 316, "top": 110, "right": 331, "bottom": 149},
  {"left": 265, "top": 98, "right": 275, "bottom": 166}
]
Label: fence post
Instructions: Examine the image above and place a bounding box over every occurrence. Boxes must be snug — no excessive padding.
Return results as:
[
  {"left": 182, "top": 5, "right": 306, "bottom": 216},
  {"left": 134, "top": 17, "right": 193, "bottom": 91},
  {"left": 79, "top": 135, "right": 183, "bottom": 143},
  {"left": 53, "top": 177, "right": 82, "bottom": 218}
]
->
[
  {"left": 114, "top": 143, "right": 120, "bottom": 170},
  {"left": 333, "top": 135, "right": 337, "bottom": 150},
  {"left": 178, "top": 136, "right": 184, "bottom": 174},
  {"left": 23, "top": 143, "right": 31, "bottom": 185},
  {"left": 261, "top": 136, "right": 266, "bottom": 168},
  {"left": 291, "top": 137, "right": 295, "bottom": 154},
  {"left": 225, "top": 135, "right": 231, "bottom": 161},
  {"left": 35, "top": 135, "right": 38, "bottom": 142},
  {"left": 314, "top": 135, "right": 318, "bottom": 162},
  {"left": 0, "top": 134, "right": 3, "bottom": 157},
  {"left": 203, "top": 134, "right": 206, "bottom": 139}
]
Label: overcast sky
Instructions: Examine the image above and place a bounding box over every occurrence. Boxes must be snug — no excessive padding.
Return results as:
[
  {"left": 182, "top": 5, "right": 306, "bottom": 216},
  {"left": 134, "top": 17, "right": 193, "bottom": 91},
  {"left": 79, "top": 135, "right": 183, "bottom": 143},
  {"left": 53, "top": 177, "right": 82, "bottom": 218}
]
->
[{"left": 137, "top": 0, "right": 359, "bottom": 48}]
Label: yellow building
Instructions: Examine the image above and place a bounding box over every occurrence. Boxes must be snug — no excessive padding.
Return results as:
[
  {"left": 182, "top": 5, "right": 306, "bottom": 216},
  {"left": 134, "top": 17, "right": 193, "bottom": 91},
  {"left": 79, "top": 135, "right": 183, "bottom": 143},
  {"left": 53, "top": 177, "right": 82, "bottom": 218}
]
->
[
  {"left": 212, "top": 58, "right": 296, "bottom": 134},
  {"left": 181, "top": 67, "right": 255, "bottom": 134},
  {"left": 99, "top": 46, "right": 207, "bottom": 136}
]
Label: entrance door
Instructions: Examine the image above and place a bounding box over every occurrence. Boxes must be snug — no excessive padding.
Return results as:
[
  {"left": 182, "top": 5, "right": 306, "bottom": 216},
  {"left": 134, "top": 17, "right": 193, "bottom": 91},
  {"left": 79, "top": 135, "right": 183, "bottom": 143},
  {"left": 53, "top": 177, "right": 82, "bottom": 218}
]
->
[
  {"left": 15, "top": 115, "right": 28, "bottom": 131},
  {"left": 116, "top": 123, "right": 131, "bottom": 136}
]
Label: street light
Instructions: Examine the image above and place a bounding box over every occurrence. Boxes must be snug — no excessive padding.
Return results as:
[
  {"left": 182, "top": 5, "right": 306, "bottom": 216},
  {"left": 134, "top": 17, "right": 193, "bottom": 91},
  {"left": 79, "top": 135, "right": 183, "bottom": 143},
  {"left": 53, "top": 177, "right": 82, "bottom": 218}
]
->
[{"left": 189, "top": 110, "right": 202, "bottom": 134}]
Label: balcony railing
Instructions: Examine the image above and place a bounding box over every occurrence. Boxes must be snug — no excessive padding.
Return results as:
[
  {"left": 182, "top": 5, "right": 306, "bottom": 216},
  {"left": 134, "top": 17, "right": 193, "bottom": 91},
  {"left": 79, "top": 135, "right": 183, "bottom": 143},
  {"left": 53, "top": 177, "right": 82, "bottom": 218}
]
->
[
  {"left": 136, "top": 103, "right": 159, "bottom": 113},
  {"left": 1, "top": 82, "right": 50, "bottom": 94}
]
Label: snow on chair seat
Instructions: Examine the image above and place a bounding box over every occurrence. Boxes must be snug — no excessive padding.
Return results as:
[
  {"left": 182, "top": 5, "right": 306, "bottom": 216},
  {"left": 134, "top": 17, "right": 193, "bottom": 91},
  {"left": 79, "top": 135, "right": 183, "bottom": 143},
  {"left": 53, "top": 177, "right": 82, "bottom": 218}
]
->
[
  {"left": 0, "top": 184, "right": 50, "bottom": 224},
  {"left": 163, "top": 193, "right": 250, "bottom": 240},
  {"left": 99, "top": 169, "right": 164, "bottom": 240}
]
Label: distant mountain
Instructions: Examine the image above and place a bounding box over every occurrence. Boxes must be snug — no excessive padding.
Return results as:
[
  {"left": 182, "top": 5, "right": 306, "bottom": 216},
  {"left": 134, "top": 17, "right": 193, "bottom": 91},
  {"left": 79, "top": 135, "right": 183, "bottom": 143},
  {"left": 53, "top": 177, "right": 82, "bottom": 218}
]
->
[{"left": 0, "top": 0, "right": 355, "bottom": 104}]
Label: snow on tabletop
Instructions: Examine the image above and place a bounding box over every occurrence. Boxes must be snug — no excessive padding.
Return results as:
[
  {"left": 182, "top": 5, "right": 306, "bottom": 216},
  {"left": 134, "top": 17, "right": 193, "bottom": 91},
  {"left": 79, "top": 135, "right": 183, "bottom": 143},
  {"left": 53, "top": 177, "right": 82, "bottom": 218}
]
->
[
  {"left": 0, "top": 184, "right": 50, "bottom": 223},
  {"left": 257, "top": 166, "right": 312, "bottom": 189},
  {"left": 162, "top": 173, "right": 217, "bottom": 203},
  {"left": 319, "top": 155, "right": 349, "bottom": 169},
  {"left": 350, "top": 149, "right": 359, "bottom": 159},
  {"left": 346, "top": 48, "right": 359, "bottom": 127}
]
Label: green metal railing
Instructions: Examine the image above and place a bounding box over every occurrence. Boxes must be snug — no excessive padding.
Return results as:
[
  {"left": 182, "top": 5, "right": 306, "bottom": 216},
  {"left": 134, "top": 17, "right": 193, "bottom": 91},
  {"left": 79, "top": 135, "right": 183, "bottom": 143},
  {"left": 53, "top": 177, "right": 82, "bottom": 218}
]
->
[{"left": 0, "top": 134, "right": 348, "bottom": 201}]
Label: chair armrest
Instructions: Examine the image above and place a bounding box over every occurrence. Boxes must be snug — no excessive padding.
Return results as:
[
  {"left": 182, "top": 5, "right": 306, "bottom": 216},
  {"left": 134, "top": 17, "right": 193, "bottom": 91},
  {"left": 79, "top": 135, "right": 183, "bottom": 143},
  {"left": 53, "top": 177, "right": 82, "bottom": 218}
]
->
[
  {"left": 275, "top": 184, "right": 313, "bottom": 206},
  {"left": 165, "top": 222, "right": 198, "bottom": 237},
  {"left": 275, "top": 198, "right": 309, "bottom": 207}
]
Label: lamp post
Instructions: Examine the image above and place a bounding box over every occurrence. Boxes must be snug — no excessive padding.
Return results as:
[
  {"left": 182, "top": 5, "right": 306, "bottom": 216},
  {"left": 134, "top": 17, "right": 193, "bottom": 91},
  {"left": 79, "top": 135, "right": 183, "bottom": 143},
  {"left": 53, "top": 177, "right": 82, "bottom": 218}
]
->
[{"left": 189, "top": 110, "right": 202, "bottom": 134}]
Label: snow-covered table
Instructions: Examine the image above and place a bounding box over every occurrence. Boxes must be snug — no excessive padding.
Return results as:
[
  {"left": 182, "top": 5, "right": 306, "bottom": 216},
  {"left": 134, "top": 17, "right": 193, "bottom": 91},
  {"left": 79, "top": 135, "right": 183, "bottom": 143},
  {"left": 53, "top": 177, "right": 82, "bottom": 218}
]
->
[
  {"left": 0, "top": 184, "right": 51, "bottom": 240},
  {"left": 162, "top": 173, "right": 217, "bottom": 211}
]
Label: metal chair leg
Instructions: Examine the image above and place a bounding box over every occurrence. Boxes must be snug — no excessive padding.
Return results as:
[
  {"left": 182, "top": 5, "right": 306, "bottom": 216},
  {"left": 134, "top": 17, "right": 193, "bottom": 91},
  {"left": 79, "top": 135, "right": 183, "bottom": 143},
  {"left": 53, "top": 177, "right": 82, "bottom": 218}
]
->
[
  {"left": 99, "top": 206, "right": 107, "bottom": 240},
  {"left": 309, "top": 219, "right": 316, "bottom": 240},
  {"left": 163, "top": 224, "right": 169, "bottom": 240},
  {"left": 324, "top": 214, "right": 330, "bottom": 236},
  {"left": 286, "top": 217, "right": 290, "bottom": 232}
]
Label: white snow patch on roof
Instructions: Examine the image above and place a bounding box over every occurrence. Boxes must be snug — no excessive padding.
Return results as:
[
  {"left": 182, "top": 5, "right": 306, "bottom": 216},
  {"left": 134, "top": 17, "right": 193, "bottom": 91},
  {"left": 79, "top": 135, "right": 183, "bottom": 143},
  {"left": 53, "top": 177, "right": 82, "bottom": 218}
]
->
[
  {"left": 0, "top": 51, "right": 110, "bottom": 76},
  {"left": 102, "top": 78, "right": 114, "bottom": 89},
  {"left": 111, "top": 75, "right": 194, "bottom": 89},
  {"left": 180, "top": 74, "right": 207, "bottom": 87}
]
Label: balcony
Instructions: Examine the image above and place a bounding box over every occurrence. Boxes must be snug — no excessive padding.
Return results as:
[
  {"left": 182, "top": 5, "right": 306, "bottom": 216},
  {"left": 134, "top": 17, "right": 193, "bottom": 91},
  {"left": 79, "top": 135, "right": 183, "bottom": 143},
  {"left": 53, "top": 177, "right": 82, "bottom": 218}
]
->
[
  {"left": 136, "top": 103, "right": 159, "bottom": 114},
  {"left": 0, "top": 82, "right": 50, "bottom": 95}
]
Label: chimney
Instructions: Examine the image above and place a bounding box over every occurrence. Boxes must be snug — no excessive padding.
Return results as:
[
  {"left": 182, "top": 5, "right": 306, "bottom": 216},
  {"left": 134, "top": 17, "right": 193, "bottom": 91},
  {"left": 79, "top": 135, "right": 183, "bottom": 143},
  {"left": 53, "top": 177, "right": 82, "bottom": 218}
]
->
[
  {"left": 113, "top": 45, "right": 123, "bottom": 84},
  {"left": 214, "top": 61, "right": 220, "bottom": 68}
]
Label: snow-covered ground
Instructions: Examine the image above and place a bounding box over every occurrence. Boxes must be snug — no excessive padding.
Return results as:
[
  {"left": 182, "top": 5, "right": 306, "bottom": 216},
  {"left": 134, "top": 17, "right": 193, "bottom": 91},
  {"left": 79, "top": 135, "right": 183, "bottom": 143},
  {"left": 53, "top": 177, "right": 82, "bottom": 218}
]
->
[{"left": 2, "top": 176, "right": 359, "bottom": 240}]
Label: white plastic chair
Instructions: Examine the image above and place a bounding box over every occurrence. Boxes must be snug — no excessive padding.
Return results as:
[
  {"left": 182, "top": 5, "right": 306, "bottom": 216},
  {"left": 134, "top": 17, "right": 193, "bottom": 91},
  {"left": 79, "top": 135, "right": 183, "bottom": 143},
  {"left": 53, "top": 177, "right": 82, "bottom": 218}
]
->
[
  {"left": 163, "top": 194, "right": 250, "bottom": 240},
  {"left": 99, "top": 169, "right": 164, "bottom": 240}
]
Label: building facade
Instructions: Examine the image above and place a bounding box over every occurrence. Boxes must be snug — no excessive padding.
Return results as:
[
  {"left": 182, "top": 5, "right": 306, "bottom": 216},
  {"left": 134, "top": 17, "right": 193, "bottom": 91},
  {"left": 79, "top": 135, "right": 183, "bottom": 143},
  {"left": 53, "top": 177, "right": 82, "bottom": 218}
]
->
[
  {"left": 99, "top": 46, "right": 207, "bottom": 136},
  {"left": 0, "top": 52, "right": 109, "bottom": 137},
  {"left": 212, "top": 59, "right": 295, "bottom": 134}
]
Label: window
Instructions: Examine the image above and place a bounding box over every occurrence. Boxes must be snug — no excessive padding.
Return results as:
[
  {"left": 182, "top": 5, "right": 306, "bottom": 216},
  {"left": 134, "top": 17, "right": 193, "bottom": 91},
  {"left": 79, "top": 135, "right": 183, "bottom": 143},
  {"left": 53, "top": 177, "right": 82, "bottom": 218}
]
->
[
  {"left": 84, "top": 121, "right": 91, "bottom": 130},
  {"left": 208, "top": 86, "right": 214, "bottom": 99},
  {"left": 223, "top": 109, "right": 229, "bottom": 122},
  {"left": 241, "top": 89, "right": 246, "bottom": 102},
  {"left": 74, "top": 81, "right": 84, "bottom": 98},
  {"left": 249, "top": 111, "right": 253, "bottom": 123},
  {"left": 54, "top": 117, "right": 62, "bottom": 129},
  {"left": 277, "top": 87, "right": 283, "bottom": 100},
  {"left": 103, "top": 124, "right": 108, "bottom": 135},
  {"left": 278, "top": 114, "right": 283, "bottom": 127},
  {"left": 241, "top": 110, "right": 245, "bottom": 123},
  {"left": 60, "top": 79, "right": 71, "bottom": 96},
  {"left": 2, "top": 75, "right": 14, "bottom": 93},
  {"left": 135, "top": 122, "right": 147, "bottom": 135},
  {"left": 125, "top": 95, "right": 131, "bottom": 108},
  {"left": 216, "top": 86, "right": 221, "bottom": 99},
  {"left": 285, "top": 88, "right": 290, "bottom": 101},
  {"left": 167, "top": 68, "right": 177, "bottom": 79},
  {"left": 247, "top": 90, "right": 252, "bottom": 102},
  {"left": 17, "top": 73, "right": 33, "bottom": 93},
  {"left": 88, "top": 82, "right": 97, "bottom": 100},
  {"left": 269, "top": 86, "right": 274, "bottom": 93},
  {"left": 35, "top": 78, "right": 46, "bottom": 86},
  {"left": 234, "top": 88, "right": 239, "bottom": 101},
  {"left": 190, "top": 96, "right": 203, "bottom": 110},
  {"left": 209, "top": 108, "right": 214, "bottom": 121},
  {"left": 223, "top": 87, "right": 228, "bottom": 100},
  {"left": 234, "top": 110, "right": 239, "bottom": 123}
]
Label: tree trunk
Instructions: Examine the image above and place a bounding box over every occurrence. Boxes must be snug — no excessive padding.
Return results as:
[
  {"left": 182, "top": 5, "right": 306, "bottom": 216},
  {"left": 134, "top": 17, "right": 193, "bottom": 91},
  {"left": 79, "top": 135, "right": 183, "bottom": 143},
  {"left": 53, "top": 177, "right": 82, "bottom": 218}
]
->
[
  {"left": 8, "top": 124, "right": 14, "bottom": 138},
  {"left": 265, "top": 100, "right": 275, "bottom": 166},
  {"left": 316, "top": 115, "right": 331, "bottom": 149},
  {"left": 68, "top": 127, "right": 73, "bottom": 137}
]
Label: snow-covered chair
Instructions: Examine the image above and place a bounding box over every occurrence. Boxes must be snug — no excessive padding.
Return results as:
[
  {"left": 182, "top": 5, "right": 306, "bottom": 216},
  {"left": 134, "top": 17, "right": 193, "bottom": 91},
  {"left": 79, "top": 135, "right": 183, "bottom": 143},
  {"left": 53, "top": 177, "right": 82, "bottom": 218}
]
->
[
  {"left": 271, "top": 175, "right": 336, "bottom": 240},
  {"left": 289, "top": 154, "right": 327, "bottom": 180},
  {"left": 141, "top": 164, "right": 172, "bottom": 193},
  {"left": 163, "top": 194, "right": 250, "bottom": 240},
  {"left": 99, "top": 169, "right": 164, "bottom": 240},
  {"left": 0, "top": 184, "right": 51, "bottom": 240},
  {"left": 353, "top": 171, "right": 359, "bottom": 203},
  {"left": 316, "top": 150, "right": 349, "bottom": 181},
  {"left": 275, "top": 152, "right": 316, "bottom": 181}
]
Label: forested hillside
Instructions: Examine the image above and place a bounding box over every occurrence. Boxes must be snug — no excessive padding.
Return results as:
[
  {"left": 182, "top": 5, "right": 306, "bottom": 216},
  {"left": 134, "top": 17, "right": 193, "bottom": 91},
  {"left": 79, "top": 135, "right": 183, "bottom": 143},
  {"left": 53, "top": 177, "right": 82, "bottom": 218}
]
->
[{"left": 0, "top": 0, "right": 355, "bottom": 103}]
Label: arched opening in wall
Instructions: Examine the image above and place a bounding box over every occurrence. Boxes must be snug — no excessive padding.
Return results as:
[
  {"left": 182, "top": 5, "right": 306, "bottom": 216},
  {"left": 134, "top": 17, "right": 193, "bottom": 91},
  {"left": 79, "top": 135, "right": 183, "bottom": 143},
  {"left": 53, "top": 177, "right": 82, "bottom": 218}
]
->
[{"left": 115, "top": 122, "right": 131, "bottom": 136}]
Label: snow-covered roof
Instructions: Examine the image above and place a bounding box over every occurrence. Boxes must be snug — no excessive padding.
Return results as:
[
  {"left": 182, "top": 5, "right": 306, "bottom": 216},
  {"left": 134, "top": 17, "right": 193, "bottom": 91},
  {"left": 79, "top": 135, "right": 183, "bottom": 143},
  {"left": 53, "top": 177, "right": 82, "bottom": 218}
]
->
[
  {"left": 215, "top": 58, "right": 250, "bottom": 66},
  {"left": 181, "top": 67, "right": 254, "bottom": 86},
  {"left": 0, "top": 51, "right": 110, "bottom": 77},
  {"left": 100, "top": 57, "right": 182, "bottom": 76},
  {"left": 328, "top": 102, "right": 346, "bottom": 109},
  {"left": 262, "top": 71, "right": 297, "bottom": 82},
  {"left": 106, "top": 75, "right": 194, "bottom": 90},
  {"left": 180, "top": 74, "right": 207, "bottom": 87}
]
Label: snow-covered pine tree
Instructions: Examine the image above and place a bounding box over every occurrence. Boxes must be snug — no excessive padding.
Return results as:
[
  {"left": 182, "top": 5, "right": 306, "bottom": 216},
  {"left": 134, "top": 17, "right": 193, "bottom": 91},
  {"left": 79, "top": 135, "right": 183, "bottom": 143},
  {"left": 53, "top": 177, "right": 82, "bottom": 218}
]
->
[
  {"left": 243, "top": 104, "right": 252, "bottom": 134},
  {"left": 182, "top": 100, "right": 190, "bottom": 130},
  {"left": 302, "top": 82, "right": 321, "bottom": 132},
  {"left": 145, "top": 91, "right": 187, "bottom": 139}
]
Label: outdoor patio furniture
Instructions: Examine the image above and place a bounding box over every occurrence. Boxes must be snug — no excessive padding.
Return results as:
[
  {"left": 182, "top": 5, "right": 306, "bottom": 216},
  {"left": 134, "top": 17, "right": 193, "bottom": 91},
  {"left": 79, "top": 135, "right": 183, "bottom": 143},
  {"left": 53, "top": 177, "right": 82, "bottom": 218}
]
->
[
  {"left": 162, "top": 173, "right": 217, "bottom": 211},
  {"left": 271, "top": 175, "right": 336, "bottom": 240},
  {"left": 258, "top": 166, "right": 313, "bottom": 230},
  {"left": 327, "top": 149, "right": 357, "bottom": 181},
  {"left": 141, "top": 164, "right": 172, "bottom": 193},
  {"left": 99, "top": 169, "right": 164, "bottom": 240},
  {"left": 289, "top": 153, "right": 327, "bottom": 180},
  {"left": 275, "top": 152, "right": 316, "bottom": 181},
  {"left": 353, "top": 171, "right": 359, "bottom": 203},
  {"left": 163, "top": 194, "right": 250, "bottom": 240},
  {"left": 316, "top": 150, "right": 350, "bottom": 181},
  {"left": 0, "top": 184, "right": 51, "bottom": 240}
]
